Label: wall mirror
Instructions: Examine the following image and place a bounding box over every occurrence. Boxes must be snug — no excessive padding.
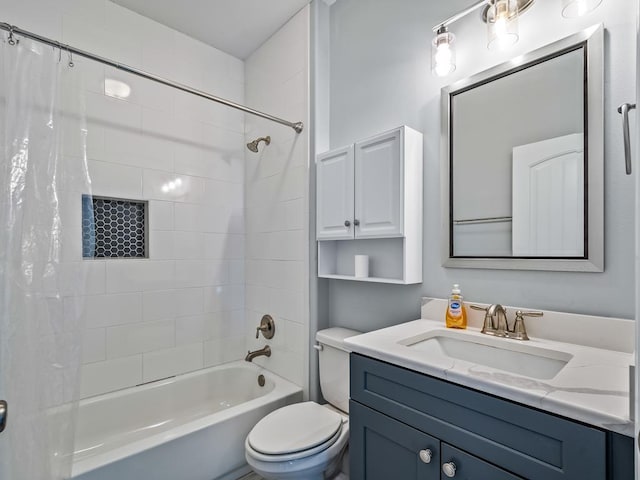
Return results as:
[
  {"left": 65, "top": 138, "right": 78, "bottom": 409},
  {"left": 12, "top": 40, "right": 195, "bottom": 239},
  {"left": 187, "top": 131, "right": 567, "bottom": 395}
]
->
[{"left": 441, "top": 24, "right": 603, "bottom": 272}]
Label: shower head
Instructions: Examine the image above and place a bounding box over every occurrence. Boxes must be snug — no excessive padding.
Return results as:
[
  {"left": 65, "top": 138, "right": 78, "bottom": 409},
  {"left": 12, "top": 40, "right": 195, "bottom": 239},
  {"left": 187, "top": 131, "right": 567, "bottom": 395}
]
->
[{"left": 246, "top": 136, "right": 271, "bottom": 153}]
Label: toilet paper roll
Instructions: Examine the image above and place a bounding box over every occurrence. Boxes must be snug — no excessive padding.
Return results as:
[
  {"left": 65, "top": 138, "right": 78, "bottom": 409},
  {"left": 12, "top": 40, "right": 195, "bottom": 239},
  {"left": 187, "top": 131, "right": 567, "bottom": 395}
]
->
[{"left": 354, "top": 255, "right": 369, "bottom": 278}]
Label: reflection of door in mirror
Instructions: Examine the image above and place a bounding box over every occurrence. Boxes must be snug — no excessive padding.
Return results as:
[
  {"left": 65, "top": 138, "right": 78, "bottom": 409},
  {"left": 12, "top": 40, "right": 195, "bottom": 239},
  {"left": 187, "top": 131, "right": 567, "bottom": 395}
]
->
[{"left": 512, "top": 134, "right": 584, "bottom": 257}]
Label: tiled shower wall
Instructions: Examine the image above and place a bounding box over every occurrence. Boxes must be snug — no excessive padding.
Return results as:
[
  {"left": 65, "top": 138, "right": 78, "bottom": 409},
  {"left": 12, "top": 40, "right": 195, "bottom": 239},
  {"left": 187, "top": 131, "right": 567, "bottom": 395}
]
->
[
  {"left": 0, "top": 0, "right": 247, "bottom": 398},
  {"left": 244, "top": 6, "right": 310, "bottom": 390}
]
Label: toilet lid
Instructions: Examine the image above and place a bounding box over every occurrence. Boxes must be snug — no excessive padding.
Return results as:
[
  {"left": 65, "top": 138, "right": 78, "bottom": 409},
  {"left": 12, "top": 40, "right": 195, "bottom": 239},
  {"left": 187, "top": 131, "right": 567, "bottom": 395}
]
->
[{"left": 248, "top": 402, "right": 343, "bottom": 455}]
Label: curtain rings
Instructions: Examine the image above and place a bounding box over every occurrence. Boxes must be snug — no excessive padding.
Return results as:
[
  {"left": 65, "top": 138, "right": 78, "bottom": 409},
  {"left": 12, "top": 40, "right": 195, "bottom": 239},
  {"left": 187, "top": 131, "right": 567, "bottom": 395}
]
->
[{"left": 7, "top": 27, "right": 18, "bottom": 46}]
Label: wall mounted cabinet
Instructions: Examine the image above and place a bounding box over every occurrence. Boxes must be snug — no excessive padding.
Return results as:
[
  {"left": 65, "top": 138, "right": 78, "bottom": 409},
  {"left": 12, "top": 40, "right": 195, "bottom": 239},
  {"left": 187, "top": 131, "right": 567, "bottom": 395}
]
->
[{"left": 316, "top": 126, "right": 423, "bottom": 284}]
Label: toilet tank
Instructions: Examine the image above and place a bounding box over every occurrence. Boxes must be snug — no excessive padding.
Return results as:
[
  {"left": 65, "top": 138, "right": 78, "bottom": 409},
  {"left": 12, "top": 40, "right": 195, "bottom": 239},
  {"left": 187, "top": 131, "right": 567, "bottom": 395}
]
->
[{"left": 316, "top": 327, "right": 361, "bottom": 413}]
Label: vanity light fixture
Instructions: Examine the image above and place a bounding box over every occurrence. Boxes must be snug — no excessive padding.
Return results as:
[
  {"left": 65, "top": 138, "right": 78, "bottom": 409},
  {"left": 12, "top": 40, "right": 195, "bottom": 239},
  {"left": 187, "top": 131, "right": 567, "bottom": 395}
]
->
[
  {"left": 431, "top": 26, "right": 456, "bottom": 77},
  {"left": 561, "top": 0, "right": 603, "bottom": 17},
  {"left": 431, "top": 0, "right": 599, "bottom": 76},
  {"left": 486, "top": 0, "right": 520, "bottom": 50}
]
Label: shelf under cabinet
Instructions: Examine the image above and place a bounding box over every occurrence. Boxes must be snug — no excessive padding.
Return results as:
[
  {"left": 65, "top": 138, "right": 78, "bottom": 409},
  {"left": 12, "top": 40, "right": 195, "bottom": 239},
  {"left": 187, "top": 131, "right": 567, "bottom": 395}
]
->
[{"left": 317, "top": 237, "right": 421, "bottom": 285}]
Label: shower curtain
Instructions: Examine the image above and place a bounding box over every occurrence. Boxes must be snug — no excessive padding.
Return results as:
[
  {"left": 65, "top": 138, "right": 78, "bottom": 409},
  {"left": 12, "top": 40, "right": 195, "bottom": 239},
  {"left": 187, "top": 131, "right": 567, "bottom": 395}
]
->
[{"left": 0, "top": 35, "right": 91, "bottom": 479}]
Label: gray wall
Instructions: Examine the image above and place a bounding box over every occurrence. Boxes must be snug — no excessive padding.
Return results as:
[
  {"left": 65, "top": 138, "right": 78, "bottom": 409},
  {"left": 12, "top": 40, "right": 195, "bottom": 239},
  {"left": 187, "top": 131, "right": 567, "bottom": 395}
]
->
[{"left": 323, "top": 0, "right": 636, "bottom": 331}]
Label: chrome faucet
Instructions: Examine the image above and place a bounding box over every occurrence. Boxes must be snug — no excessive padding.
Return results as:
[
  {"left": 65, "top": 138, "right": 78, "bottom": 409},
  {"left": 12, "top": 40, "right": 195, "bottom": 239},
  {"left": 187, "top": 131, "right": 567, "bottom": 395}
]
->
[
  {"left": 245, "top": 345, "right": 271, "bottom": 362},
  {"left": 470, "top": 304, "right": 543, "bottom": 341}
]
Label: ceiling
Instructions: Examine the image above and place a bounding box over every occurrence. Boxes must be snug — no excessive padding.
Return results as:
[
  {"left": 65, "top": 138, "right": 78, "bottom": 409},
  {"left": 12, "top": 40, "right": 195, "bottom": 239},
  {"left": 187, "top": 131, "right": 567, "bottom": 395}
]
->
[{"left": 112, "top": 0, "right": 311, "bottom": 59}]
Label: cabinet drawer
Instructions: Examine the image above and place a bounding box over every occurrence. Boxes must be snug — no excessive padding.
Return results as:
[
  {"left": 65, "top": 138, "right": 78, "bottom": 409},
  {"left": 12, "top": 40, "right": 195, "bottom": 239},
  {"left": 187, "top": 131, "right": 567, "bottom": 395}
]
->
[
  {"left": 351, "top": 354, "right": 606, "bottom": 479},
  {"left": 441, "top": 444, "right": 523, "bottom": 480}
]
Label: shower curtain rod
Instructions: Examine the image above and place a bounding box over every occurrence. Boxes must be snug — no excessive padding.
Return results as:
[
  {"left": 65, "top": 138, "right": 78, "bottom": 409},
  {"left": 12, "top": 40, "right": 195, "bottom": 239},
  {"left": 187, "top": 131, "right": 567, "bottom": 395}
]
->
[{"left": 0, "top": 22, "right": 304, "bottom": 134}]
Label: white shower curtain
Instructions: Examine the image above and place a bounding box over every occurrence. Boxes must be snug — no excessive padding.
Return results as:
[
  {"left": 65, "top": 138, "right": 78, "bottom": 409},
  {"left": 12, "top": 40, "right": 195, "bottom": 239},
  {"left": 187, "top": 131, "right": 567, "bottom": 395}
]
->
[{"left": 0, "top": 35, "right": 92, "bottom": 480}]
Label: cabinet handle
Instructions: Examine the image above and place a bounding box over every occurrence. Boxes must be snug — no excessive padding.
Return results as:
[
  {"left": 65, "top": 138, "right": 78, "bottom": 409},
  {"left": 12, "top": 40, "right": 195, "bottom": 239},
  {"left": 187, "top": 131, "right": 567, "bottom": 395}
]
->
[
  {"left": 442, "top": 462, "right": 457, "bottom": 477},
  {"left": 354, "top": 219, "right": 360, "bottom": 226},
  {"left": 344, "top": 220, "right": 351, "bottom": 227},
  {"left": 418, "top": 449, "right": 432, "bottom": 464}
]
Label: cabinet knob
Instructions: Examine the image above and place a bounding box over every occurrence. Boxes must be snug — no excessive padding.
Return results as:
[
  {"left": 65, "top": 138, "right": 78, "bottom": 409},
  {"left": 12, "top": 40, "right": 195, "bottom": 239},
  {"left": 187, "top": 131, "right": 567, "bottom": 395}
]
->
[
  {"left": 354, "top": 219, "right": 360, "bottom": 226},
  {"left": 418, "top": 449, "right": 432, "bottom": 464},
  {"left": 344, "top": 220, "right": 351, "bottom": 227},
  {"left": 442, "top": 462, "right": 457, "bottom": 477}
]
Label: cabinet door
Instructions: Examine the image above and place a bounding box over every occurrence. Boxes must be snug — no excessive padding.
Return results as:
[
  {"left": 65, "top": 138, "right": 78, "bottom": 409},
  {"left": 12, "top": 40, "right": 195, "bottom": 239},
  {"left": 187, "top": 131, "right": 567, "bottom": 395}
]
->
[
  {"left": 354, "top": 128, "right": 404, "bottom": 238},
  {"left": 350, "top": 401, "right": 440, "bottom": 480},
  {"left": 440, "top": 444, "right": 523, "bottom": 480},
  {"left": 316, "top": 145, "right": 354, "bottom": 240}
]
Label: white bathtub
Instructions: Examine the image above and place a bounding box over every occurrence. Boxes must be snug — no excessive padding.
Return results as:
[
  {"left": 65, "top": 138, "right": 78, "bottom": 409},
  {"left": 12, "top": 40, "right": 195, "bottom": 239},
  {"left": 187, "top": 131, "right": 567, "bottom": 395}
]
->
[{"left": 71, "top": 361, "right": 302, "bottom": 480}]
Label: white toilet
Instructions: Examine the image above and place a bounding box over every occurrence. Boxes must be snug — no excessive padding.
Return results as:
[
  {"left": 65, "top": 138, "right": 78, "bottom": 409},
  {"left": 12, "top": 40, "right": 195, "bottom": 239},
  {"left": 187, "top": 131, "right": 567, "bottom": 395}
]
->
[{"left": 245, "top": 327, "right": 360, "bottom": 480}]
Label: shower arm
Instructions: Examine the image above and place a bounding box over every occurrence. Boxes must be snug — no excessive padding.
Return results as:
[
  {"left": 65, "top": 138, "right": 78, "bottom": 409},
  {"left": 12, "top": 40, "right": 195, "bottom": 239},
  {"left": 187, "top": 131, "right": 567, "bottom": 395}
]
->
[{"left": 0, "top": 22, "right": 304, "bottom": 134}]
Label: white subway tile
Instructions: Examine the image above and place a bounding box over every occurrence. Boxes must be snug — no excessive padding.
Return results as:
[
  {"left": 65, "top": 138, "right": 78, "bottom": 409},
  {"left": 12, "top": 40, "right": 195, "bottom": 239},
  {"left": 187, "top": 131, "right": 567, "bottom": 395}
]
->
[
  {"left": 82, "top": 328, "right": 106, "bottom": 364},
  {"left": 174, "top": 231, "right": 205, "bottom": 259},
  {"left": 143, "top": 170, "right": 205, "bottom": 203},
  {"left": 143, "top": 290, "right": 177, "bottom": 321},
  {"left": 204, "top": 261, "right": 230, "bottom": 286},
  {"left": 175, "top": 288, "right": 205, "bottom": 316},
  {"left": 88, "top": 160, "right": 143, "bottom": 199},
  {"left": 80, "top": 355, "right": 142, "bottom": 398},
  {"left": 80, "top": 292, "right": 143, "bottom": 328},
  {"left": 173, "top": 203, "right": 203, "bottom": 232},
  {"left": 143, "top": 343, "right": 203, "bottom": 382},
  {"left": 106, "top": 260, "right": 174, "bottom": 292},
  {"left": 86, "top": 93, "right": 142, "bottom": 130},
  {"left": 284, "top": 320, "right": 305, "bottom": 355},
  {"left": 106, "top": 319, "right": 175, "bottom": 358},
  {"left": 59, "top": 261, "right": 106, "bottom": 296},
  {"left": 203, "top": 338, "right": 224, "bottom": 367},
  {"left": 174, "top": 260, "right": 206, "bottom": 288},
  {"left": 222, "top": 336, "right": 245, "bottom": 363},
  {"left": 150, "top": 230, "right": 175, "bottom": 260},
  {"left": 229, "top": 259, "right": 245, "bottom": 285},
  {"left": 175, "top": 314, "right": 210, "bottom": 345},
  {"left": 149, "top": 201, "right": 174, "bottom": 231}
]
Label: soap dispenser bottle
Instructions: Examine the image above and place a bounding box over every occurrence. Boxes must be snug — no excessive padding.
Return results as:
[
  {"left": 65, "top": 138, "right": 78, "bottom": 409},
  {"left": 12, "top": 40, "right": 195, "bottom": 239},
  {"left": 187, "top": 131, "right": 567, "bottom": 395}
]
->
[{"left": 446, "top": 284, "right": 467, "bottom": 329}]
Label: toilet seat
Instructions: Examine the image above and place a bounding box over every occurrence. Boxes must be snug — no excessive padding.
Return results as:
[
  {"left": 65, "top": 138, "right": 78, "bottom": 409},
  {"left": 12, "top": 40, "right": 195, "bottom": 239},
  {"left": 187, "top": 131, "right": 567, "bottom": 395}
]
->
[{"left": 246, "top": 402, "right": 346, "bottom": 463}]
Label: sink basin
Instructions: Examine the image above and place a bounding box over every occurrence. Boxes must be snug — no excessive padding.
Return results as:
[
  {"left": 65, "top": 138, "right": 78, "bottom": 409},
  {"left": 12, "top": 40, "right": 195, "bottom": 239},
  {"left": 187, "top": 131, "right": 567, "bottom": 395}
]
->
[{"left": 400, "top": 330, "right": 573, "bottom": 380}]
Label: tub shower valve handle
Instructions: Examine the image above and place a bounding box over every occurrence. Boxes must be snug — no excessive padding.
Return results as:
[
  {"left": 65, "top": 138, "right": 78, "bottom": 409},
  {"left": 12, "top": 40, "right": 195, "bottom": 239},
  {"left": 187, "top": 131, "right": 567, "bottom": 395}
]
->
[{"left": 255, "top": 314, "right": 275, "bottom": 339}]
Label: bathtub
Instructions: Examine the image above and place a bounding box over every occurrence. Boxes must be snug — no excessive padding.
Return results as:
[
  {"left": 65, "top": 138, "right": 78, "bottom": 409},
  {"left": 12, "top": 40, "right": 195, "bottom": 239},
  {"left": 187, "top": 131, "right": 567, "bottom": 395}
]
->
[{"left": 71, "top": 361, "right": 303, "bottom": 480}]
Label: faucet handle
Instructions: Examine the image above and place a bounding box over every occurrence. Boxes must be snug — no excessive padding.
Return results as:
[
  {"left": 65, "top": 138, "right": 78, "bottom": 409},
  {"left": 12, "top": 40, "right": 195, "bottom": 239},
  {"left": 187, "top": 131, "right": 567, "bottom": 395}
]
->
[
  {"left": 255, "top": 314, "right": 276, "bottom": 339},
  {"left": 511, "top": 310, "right": 543, "bottom": 341},
  {"left": 470, "top": 304, "right": 488, "bottom": 311},
  {"left": 519, "top": 310, "right": 544, "bottom": 317}
]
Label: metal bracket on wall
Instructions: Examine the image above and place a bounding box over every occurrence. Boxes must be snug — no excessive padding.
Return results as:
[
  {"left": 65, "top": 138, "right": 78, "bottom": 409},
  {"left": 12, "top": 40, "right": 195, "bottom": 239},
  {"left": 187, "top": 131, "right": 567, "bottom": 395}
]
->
[
  {"left": 0, "top": 400, "right": 7, "bottom": 433},
  {"left": 618, "top": 102, "right": 636, "bottom": 175}
]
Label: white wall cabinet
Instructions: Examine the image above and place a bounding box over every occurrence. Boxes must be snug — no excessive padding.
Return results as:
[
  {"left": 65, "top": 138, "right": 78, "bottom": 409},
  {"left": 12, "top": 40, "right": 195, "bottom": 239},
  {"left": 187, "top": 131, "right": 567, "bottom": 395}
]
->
[
  {"left": 316, "top": 126, "right": 423, "bottom": 284},
  {"left": 316, "top": 145, "right": 355, "bottom": 240}
]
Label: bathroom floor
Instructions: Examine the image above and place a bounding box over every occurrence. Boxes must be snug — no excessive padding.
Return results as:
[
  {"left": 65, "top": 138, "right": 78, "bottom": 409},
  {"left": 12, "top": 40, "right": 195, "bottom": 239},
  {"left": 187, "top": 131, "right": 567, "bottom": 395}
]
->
[{"left": 238, "top": 473, "right": 263, "bottom": 480}]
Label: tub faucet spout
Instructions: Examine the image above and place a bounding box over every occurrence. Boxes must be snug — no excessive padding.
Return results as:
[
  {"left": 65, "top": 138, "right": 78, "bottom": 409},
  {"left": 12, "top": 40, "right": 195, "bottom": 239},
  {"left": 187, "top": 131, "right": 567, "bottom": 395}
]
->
[{"left": 245, "top": 345, "right": 271, "bottom": 362}]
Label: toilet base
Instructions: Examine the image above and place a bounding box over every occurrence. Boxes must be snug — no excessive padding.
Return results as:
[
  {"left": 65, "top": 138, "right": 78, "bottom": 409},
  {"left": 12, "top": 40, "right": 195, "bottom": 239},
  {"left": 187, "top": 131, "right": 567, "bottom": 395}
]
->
[{"left": 246, "top": 443, "right": 346, "bottom": 480}]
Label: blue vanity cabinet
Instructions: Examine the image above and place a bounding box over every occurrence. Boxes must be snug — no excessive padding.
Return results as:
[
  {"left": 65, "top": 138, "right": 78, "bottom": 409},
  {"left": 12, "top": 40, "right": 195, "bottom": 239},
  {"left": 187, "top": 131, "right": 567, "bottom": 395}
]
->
[
  {"left": 350, "top": 354, "right": 632, "bottom": 480},
  {"left": 350, "top": 401, "right": 441, "bottom": 479}
]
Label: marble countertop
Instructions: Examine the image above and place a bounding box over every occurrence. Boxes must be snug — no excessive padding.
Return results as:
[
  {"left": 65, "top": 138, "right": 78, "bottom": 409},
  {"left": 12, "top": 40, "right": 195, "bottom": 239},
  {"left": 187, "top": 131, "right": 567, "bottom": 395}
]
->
[{"left": 345, "top": 318, "right": 634, "bottom": 437}]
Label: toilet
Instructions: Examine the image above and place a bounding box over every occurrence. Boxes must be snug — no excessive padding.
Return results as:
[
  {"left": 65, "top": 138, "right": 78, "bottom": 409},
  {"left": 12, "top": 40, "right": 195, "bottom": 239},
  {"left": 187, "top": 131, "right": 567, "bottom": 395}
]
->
[{"left": 245, "top": 327, "right": 361, "bottom": 480}]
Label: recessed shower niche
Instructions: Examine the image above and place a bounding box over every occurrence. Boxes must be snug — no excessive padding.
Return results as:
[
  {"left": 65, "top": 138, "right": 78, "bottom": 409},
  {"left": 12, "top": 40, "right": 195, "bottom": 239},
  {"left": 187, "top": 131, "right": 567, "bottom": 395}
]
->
[{"left": 82, "top": 195, "right": 148, "bottom": 259}]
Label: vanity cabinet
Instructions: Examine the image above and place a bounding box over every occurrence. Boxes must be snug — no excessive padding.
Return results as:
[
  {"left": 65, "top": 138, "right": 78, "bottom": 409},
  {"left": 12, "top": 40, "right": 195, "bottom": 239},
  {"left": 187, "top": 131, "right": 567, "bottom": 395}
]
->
[
  {"left": 350, "top": 354, "right": 633, "bottom": 480},
  {"left": 316, "top": 126, "right": 423, "bottom": 284}
]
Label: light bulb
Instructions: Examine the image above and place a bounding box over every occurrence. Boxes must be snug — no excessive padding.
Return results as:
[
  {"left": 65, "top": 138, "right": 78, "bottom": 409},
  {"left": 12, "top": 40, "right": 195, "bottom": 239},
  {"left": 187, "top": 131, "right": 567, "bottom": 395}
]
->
[
  {"left": 487, "top": 0, "right": 519, "bottom": 50},
  {"left": 431, "top": 27, "right": 456, "bottom": 77}
]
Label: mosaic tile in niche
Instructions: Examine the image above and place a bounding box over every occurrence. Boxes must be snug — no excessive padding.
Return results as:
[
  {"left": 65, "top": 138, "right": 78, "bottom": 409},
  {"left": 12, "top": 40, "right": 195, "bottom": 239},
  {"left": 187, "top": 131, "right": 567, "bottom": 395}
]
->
[{"left": 82, "top": 195, "right": 147, "bottom": 258}]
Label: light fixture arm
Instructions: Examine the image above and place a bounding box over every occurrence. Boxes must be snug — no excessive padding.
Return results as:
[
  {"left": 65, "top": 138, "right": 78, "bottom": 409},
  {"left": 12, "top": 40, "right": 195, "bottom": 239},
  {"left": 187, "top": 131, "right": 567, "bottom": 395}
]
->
[{"left": 432, "top": 0, "right": 490, "bottom": 32}]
